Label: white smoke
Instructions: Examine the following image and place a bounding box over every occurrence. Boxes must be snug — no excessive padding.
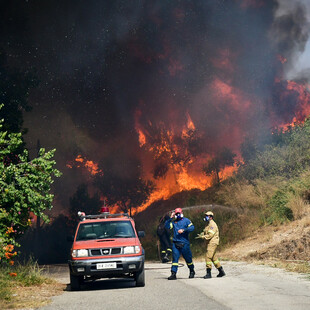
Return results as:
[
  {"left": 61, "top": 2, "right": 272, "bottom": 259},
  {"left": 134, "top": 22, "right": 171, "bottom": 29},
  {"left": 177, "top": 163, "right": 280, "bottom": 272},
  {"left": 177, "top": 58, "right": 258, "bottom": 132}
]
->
[{"left": 276, "top": 0, "right": 310, "bottom": 79}]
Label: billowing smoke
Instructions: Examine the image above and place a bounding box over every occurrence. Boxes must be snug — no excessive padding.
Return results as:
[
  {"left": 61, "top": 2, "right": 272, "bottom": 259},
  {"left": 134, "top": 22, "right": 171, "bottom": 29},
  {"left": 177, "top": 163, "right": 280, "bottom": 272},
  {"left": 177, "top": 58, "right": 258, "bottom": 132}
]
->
[{"left": 1, "top": 0, "right": 310, "bottom": 213}]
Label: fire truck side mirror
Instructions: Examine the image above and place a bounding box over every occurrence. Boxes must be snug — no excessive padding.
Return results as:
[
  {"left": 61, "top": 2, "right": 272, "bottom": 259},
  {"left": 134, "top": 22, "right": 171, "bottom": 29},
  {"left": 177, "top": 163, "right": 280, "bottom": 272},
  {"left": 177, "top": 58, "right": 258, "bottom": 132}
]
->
[{"left": 138, "top": 231, "right": 145, "bottom": 238}]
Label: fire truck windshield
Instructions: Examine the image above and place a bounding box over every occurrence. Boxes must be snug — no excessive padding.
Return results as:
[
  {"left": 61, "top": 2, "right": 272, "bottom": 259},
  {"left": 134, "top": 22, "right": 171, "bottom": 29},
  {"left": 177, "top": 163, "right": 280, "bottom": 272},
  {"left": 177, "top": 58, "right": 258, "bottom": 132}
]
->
[{"left": 76, "top": 221, "right": 136, "bottom": 241}]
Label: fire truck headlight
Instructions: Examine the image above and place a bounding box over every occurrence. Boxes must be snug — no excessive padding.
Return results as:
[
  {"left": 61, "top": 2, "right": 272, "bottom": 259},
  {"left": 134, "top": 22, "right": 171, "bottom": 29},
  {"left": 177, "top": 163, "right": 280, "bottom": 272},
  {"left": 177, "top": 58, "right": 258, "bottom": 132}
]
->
[
  {"left": 123, "top": 246, "right": 140, "bottom": 254},
  {"left": 77, "top": 249, "right": 88, "bottom": 257},
  {"left": 123, "top": 246, "right": 135, "bottom": 254},
  {"left": 72, "top": 249, "right": 88, "bottom": 257}
]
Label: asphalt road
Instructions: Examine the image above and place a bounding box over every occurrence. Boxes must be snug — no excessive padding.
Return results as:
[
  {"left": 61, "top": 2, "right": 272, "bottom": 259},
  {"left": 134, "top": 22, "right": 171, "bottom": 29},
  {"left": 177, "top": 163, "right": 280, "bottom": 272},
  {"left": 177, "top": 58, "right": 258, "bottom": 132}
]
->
[{"left": 40, "top": 261, "right": 310, "bottom": 310}]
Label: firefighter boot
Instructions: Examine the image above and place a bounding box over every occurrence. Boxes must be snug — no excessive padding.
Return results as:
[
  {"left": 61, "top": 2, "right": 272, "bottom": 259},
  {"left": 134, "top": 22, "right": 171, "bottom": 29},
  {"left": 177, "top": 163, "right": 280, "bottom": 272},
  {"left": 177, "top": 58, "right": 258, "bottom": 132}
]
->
[
  {"left": 162, "top": 254, "right": 169, "bottom": 263},
  {"left": 189, "top": 269, "right": 195, "bottom": 279},
  {"left": 217, "top": 266, "right": 226, "bottom": 277},
  {"left": 168, "top": 271, "right": 177, "bottom": 280},
  {"left": 203, "top": 268, "right": 212, "bottom": 279}
]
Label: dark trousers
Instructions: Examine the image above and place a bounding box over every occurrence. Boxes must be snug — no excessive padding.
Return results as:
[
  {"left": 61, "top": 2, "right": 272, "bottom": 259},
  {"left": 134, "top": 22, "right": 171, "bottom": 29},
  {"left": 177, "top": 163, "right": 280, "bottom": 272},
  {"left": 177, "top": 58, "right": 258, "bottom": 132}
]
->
[
  {"left": 159, "top": 233, "right": 172, "bottom": 258},
  {"left": 171, "top": 242, "right": 194, "bottom": 273}
]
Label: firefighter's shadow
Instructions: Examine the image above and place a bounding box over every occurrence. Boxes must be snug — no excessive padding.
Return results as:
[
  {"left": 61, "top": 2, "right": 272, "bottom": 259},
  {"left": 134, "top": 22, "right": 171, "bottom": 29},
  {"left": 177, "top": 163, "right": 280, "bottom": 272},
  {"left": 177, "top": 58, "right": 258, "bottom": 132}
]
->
[{"left": 66, "top": 278, "right": 136, "bottom": 291}]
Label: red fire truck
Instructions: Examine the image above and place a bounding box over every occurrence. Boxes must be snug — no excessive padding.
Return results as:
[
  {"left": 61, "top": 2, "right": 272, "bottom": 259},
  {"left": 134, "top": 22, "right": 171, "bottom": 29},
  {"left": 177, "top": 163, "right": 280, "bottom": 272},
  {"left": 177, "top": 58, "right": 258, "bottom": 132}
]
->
[{"left": 68, "top": 207, "right": 145, "bottom": 290}]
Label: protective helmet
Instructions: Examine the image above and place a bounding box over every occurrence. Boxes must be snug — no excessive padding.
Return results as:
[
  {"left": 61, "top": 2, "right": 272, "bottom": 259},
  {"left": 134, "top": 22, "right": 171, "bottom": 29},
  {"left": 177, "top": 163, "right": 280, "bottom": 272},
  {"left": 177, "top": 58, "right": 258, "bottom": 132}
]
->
[
  {"left": 175, "top": 208, "right": 183, "bottom": 214},
  {"left": 205, "top": 211, "right": 214, "bottom": 217}
]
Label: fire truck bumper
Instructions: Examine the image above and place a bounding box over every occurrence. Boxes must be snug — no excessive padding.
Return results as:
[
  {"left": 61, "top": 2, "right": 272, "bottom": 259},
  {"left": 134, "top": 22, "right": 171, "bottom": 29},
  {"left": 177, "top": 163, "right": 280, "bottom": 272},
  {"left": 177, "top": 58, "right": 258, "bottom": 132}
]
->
[{"left": 68, "top": 254, "right": 144, "bottom": 278}]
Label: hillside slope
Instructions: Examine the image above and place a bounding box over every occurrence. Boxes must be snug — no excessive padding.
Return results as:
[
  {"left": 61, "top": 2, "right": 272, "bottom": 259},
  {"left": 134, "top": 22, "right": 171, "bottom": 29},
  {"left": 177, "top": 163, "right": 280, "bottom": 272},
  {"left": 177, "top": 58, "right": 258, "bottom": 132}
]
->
[{"left": 220, "top": 214, "right": 310, "bottom": 262}]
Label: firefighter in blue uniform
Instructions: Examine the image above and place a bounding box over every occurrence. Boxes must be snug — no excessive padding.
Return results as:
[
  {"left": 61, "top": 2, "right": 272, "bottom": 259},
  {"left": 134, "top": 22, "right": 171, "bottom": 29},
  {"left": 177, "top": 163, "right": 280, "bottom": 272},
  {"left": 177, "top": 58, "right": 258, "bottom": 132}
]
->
[{"left": 165, "top": 207, "right": 195, "bottom": 280}]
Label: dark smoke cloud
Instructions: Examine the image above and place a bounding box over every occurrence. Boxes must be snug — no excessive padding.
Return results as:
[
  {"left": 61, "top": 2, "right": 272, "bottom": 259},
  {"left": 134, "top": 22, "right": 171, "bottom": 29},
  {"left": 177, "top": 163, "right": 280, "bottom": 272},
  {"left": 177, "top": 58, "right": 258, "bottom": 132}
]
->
[
  {"left": 272, "top": 3, "right": 310, "bottom": 69},
  {"left": 0, "top": 0, "right": 309, "bottom": 213}
]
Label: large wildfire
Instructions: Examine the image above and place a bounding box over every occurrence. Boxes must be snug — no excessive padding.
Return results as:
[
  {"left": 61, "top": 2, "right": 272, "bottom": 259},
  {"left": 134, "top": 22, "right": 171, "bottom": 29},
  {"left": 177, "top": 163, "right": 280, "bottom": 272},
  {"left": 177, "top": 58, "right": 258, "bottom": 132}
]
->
[
  {"left": 68, "top": 72, "right": 310, "bottom": 214},
  {"left": 64, "top": 0, "right": 310, "bottom": 215}
]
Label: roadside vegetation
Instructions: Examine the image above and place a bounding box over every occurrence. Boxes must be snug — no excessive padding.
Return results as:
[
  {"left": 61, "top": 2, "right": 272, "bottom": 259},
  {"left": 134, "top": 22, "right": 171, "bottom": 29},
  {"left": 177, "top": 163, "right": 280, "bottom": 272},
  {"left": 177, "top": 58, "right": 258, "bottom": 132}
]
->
[
  {"left": 0, "top": 259, "right": 63, "bottom": 309},
  {"left": 0, "top": 55, "right": 62, "bottom": 308}
]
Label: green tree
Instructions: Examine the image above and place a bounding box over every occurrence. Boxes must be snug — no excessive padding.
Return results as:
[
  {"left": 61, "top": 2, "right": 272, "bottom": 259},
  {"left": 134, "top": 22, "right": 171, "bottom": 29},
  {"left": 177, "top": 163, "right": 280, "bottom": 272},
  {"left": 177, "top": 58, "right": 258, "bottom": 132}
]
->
[
  {"left": 203, "top": 147, "right": 236, "bottom": 184},
  {"left": 0, "top": 108, "right": 61, "bottom": 264}
]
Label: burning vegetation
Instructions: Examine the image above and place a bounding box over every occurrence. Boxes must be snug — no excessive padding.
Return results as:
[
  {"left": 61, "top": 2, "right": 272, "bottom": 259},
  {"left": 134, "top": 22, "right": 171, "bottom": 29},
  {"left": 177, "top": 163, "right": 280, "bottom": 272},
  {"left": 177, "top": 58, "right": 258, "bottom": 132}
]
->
[
  {"left": 66, "top": 155, "right": 102, "bottom": 177},
  {"left": 60, "top": 0, "right": 310, "bottom": 216}
]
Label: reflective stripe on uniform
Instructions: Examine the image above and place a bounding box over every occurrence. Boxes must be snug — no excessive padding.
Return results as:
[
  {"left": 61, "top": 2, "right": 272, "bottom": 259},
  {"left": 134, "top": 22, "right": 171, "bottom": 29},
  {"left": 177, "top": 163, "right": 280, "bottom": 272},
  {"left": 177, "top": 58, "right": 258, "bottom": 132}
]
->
[
  {"left": 170, "top": 223, "right": 173, "bottom": 229},
  {"left": 213, "top": 260, "right": 220, "bottom": 264},
  {"left": 167, "top": 248, "right": 172, "bottom": 252},
  {"left": 161, "top": 251, "right": 166, "bottom": 253},
  {"left": 187, "top": 262, "right": 193, "bottom": 266},
  {"left": 172, "top": 263, "right": 179, "bottom": 266},
  {"left": 206, "top": 261, "right": 212, "bottom": 265},
  {"left": 188, "top": 223, "right": 193, "bottom": 227},
  {"left": 208, "top": 230, "right": 215, "bottom": 234}
]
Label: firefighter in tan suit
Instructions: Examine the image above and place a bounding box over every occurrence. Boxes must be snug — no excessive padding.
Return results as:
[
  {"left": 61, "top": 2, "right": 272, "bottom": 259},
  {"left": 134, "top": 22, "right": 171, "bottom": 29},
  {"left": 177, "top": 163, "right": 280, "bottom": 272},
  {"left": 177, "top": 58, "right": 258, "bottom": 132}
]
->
[{"left": 197, "top": 211, "right": 225, "bottom": 279}]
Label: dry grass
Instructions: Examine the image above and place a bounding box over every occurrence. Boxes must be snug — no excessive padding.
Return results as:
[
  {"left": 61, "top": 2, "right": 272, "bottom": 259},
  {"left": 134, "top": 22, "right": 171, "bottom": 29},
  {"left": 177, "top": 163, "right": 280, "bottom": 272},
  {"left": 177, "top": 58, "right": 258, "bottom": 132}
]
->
[
  {"left": 217, "top": 179, "right": 278, "bottom": 209},
  {"left": 0, "top": 281, "right": 65, "bottom": 310},
  {"left": 288, "top": 195, "right": 310, "bottom": 220},
  {"left": 300, "top": 216, "right": 310, "bottom": 228}
]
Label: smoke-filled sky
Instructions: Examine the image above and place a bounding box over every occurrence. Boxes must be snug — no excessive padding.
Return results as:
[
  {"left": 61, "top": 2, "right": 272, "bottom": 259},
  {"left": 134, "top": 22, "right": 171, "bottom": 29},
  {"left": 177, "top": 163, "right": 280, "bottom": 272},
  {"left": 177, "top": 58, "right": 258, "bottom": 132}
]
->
[{"left": 1, "top": 0, "right": 310, "bottom": 214}]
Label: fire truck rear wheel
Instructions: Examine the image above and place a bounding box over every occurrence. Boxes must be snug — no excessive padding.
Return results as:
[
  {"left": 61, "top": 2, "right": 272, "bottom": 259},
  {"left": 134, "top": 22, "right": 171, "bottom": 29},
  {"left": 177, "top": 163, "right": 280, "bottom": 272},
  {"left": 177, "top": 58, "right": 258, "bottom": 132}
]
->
[
  {"left": 134, "top": 266, "right": 145, "bottom": 287},
  {"left": 70, "top": 273, "right": 83, "bottom": 291}
]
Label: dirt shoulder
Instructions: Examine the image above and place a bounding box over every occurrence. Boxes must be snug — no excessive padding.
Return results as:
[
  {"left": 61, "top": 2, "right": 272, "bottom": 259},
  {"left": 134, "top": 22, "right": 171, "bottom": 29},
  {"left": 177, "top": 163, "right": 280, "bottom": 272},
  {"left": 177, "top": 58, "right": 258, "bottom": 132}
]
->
[{"left": 219, "top": 216, "right": 310, "bottom": 274}]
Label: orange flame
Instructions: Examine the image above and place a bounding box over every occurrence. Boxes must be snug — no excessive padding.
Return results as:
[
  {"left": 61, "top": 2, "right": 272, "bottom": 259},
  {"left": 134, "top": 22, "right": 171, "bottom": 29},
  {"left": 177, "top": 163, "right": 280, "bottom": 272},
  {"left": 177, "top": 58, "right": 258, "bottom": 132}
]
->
[
  {"left": 275, "top": 80, "right": 310, "bottom": 131},
  {"left": 138, "top": 130, "right": 146, "bottom": 146},
  {"left": 182, "top": 112, "right": 196, "bottom": 138},
  {"left": 135, "top": 108, "right": 147, "bottom": 146},
  {"left": 133, "top": 110, "right": 238, "bottom": 214},
  {"left": 67, "top": 155, "right": 102, "bottom": 176},
  {"left": 134, "top": 164, "right": 237, "bottom": 215}
]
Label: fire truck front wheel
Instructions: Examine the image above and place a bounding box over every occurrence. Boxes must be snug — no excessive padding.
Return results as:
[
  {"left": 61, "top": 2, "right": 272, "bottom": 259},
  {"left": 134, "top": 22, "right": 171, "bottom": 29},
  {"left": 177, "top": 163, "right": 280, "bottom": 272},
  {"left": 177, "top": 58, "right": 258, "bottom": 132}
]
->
[
  {"left": 134, "top": 265, "right": 145, "bottom": 287},
  {"left": 70, "top": 273, "right": 83, "bottom": 291}
]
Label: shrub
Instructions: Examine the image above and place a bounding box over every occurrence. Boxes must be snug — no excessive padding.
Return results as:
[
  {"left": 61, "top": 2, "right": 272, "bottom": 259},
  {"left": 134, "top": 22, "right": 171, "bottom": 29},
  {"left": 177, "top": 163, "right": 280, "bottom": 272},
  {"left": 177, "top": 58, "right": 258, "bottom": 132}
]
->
[{"left": 265, "top": 190, "right": 294, "bottom": 225}]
